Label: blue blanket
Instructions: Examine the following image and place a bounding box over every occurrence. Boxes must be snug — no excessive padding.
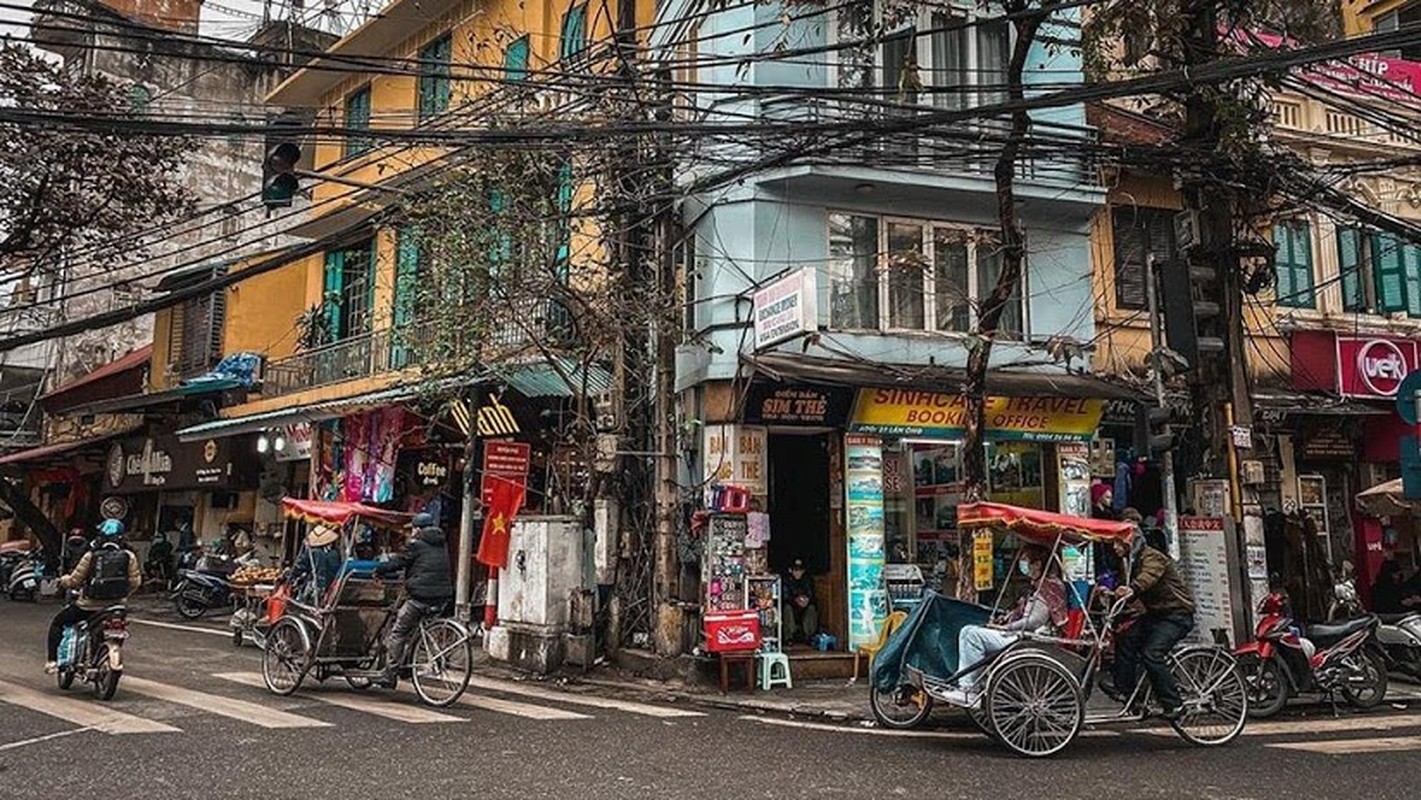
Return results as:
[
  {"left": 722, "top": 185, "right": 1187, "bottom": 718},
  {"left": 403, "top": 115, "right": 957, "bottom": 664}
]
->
[{"left": 871, "top": 591, "right": 992, "bottom": 693}]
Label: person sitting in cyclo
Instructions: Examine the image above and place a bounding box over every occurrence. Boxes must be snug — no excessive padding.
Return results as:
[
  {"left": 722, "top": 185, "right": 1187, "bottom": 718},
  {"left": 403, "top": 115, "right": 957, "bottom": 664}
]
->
[
  {"left": 1109, "top": 528, "right": 1195, "bottom": 719},
  {"left": 946, "top": 545, "right": 1069, "bottom": 707}
]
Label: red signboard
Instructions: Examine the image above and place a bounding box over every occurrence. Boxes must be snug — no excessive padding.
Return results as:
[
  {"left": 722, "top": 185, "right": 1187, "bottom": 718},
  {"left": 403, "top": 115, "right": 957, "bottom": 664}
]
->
[
  {"left": 481, "top": 441, "right": 530, "bottom": 506},
  {"left": 1292, "top": 330, "right": 1420, "bottom": 400}
]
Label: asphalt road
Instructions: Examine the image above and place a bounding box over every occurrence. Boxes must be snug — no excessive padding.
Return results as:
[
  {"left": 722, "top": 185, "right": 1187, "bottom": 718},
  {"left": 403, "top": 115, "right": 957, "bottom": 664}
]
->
[{"left": 0, "top": 599, "right": 1418, "bottom": 800}]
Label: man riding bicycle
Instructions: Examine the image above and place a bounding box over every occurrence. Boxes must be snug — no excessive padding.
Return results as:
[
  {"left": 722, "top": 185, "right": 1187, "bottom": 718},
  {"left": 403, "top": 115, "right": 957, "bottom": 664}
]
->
[
  {"left": 374, "top": 513, "right": 453, "bottom": 689},
  {"left": 1111, "top": 528, "right": 1195, "bottom": 719},
  {"left": 45, "top": 519, "right": 141, "bottom": 674}
]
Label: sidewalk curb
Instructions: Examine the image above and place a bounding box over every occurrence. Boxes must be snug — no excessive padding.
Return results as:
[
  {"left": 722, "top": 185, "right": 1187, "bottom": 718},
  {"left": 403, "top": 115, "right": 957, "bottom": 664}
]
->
[{"left": 569, "top": 674, "right": 875, "bottom": 723}]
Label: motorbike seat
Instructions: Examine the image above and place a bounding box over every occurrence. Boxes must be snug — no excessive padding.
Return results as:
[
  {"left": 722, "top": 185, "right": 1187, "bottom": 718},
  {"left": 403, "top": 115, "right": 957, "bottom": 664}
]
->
[
  {"left": 1305, "top": 616, "right": 1375, "bottom": 644},
  {"left": 1378, "top": 613, "right": 1421, "bottom": 626}
]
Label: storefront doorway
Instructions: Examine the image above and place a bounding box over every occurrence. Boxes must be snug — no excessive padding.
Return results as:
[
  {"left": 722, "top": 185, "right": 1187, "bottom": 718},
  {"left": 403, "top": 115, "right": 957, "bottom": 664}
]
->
[{"left": 767, "top": 433, "right": 831, "bottom": 575}]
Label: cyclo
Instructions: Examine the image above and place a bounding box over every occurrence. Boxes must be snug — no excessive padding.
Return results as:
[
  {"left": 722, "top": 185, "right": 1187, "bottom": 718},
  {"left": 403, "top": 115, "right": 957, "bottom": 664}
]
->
[
  {"left": 260, "top": 499, "right": 475, "bottom": 707},
  {"left": 870, "top": 502, "right": 1249, "bottom": 757}
]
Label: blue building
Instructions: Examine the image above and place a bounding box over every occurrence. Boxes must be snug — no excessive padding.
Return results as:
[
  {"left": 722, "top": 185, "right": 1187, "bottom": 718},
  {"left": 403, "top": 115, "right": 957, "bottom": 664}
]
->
[{"left": 656, "top": 1, "right": 1130, "bottom": 653}]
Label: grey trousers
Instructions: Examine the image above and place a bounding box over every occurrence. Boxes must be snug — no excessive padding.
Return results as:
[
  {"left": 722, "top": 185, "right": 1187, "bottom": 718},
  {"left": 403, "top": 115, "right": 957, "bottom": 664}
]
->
[{"left": 383, "top": 598, "right": 434, "bottom": 682}]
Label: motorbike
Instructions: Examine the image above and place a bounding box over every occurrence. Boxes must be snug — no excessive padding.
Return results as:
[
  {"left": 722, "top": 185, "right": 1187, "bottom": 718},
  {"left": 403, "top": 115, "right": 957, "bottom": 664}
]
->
[
  {"left": 1328, "top": 567, "right": 1362, "bottom": 621},
  {"left": 6, "top": 554, "right": 41, "bottom": 601},
  {"left": 171, "top": 553, "right": 240, "bottom": 619},
  {"left": 1377, "top": 612, "right": 1421, "bottom": 681},
  {"left": 0, "top": 549, "right": 30, "bottom": 589},
  {"left": 1236, "top": 589, "right": 1389, "bottom": 718},
  {"left": 55, "top": 602, "right": 130, "bottom": 701}
]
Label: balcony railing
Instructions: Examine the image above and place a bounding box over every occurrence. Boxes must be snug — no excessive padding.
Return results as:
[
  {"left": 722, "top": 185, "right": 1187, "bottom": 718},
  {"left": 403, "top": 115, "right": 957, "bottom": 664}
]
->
[{"left": 260, "top": 298, "right": 577, "bottom": 398}]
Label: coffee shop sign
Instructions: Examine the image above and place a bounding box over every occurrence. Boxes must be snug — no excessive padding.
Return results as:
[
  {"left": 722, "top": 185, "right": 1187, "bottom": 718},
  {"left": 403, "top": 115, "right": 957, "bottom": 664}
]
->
[{"left": 108, "top": 439, "right": 172, "bottom": 489}]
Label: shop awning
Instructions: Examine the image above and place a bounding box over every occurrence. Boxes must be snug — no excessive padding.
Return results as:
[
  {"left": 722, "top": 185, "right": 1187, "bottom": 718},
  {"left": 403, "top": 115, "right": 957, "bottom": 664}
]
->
[
  {"left": 1356, "top": 479, "right": 1421, "bottom": 517},
  {"left": 59, "top": 378, "right": 248, "bottom": 416},
  {"left": 0, "top": 431, "right": 126, "bottom": 467},
  {"left": 497, "top": 357, "right": 614, "bottom": 398},
  {"left": 743, "top": 352, "right": 1146, "bottom": 401},
  {"left": 957, "top": 502, "right": 1138, "bottom": 545},
  {"left": 281, "top": 498, "right": 413, "bottom": 529},
  {"left": 1253, "top": 389, "right": 1391, "bottom": 416}
]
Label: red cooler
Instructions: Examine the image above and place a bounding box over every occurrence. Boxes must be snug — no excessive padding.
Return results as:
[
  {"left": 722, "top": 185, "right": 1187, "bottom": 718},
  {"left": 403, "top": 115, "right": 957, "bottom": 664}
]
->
[{"left": 703, "top": 609, "right": 761, "bottom": 653}]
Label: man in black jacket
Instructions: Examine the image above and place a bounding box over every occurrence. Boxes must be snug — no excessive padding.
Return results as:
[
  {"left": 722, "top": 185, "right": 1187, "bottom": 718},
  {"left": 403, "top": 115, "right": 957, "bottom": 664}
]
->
[{"left": 375, "top": 513, "right": 454, "bottom": 688}]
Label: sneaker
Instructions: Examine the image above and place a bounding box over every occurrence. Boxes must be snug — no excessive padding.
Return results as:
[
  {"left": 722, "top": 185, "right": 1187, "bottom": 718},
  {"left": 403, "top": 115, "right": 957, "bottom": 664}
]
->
[
  {"left": 375, "top": 676, "right": 397, "bottom": 690},
  {"left": 43, "top": 661, "right": 58, "bottom": 675},
  {"left": 943, "top": 688, "right": 982, "bottom": 709},
  {"left": 1160, "top": 705, "right": 1184, "bottom": 721}
]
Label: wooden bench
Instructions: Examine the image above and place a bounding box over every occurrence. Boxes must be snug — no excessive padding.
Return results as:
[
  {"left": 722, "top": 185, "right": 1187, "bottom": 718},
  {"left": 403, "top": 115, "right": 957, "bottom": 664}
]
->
[{"left": 718, "top": 650, "right": 756, "bottom": 692}]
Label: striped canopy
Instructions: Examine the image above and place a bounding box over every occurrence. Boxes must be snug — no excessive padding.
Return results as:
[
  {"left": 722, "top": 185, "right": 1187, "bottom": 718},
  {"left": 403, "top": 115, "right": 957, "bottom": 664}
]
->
[{"left": 956, "top": 502, "right": 1137, "bottom": 545}]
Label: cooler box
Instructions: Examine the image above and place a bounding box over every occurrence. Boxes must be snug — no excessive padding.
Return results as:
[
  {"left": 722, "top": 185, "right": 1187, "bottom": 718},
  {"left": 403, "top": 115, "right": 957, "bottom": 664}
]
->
[{"left": 704, "top": 609, "right": 761, "bottom": 653}]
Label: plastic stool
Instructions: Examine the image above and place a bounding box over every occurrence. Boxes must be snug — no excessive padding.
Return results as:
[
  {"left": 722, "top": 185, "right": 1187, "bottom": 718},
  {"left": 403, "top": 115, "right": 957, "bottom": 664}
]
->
[{"left": 758, "top": 652, "right": 792, "bottom": 690}]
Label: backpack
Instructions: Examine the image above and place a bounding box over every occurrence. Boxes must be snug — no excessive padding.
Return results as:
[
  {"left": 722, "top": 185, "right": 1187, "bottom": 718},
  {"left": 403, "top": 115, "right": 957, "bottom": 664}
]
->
[{"left": 86, "top": 545, "right": 132, "bottom": 600}]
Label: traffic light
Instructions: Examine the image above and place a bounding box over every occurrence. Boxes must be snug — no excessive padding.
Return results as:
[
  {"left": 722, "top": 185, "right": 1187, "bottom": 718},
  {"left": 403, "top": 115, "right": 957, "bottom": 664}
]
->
[
  {"left": 262, "top": 112, "right": 305, "bottom": 209},
  {"left": 1134, "top": 403, "right": 1175, "bottom": 454},
  {"left": 1157, "top": 211, "right": 1224, "bottom": 369}
]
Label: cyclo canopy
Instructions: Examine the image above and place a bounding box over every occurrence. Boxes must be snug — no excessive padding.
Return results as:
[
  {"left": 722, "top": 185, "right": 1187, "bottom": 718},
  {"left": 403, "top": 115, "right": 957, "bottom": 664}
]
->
[
  {"left": 280, "top": 498, "right": 413, "bottom": 530},
  {"left": 956, "top": 502, "right": 1136, "bottom": 547}
]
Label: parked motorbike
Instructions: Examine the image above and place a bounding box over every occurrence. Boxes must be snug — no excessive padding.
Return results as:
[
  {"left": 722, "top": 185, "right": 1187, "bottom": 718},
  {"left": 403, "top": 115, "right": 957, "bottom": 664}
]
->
[
  {"left": 0, "top": 549, "right": 30, "bottom": 589},
  {"left": 6, "top": 554, "right": 41, "bottom": 601},
  {"left": 1236, "top": 589, "right": 1388, "bottom": 718},
  {"left": 1328, "top": 565, "right": 1362, "bottom": 621},
  {"left": 171, "top": 553, "right": 239, "bottom": 619},
  {"left": 1378, "top": 612, "right": 1421, "bottom": 681},
  {"left": 55, "top": 603, "right": 130, "bottom": 701}
]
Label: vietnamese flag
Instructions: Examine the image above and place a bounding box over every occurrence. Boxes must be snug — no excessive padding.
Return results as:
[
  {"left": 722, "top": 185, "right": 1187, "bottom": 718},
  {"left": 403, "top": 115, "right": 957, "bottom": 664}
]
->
[{"left": 476, "top": 475, "right": 526, "bottom": 568}]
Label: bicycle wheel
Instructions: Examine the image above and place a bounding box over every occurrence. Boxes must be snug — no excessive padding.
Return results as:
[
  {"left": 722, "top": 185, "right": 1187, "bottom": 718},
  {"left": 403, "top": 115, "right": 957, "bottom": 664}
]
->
[
  {"left": 262, "top": 618, "right": 311, "bottom": 696},
  {"left": 868, "top": 685, "right": 933, "bottom": 729},
  {"left": 984, "top": 654, "right": 1083, "bottom": 758},
  {"left": 1169, "top": 648, "right": 1249, "bottom": 747},
  {"left": 410, "top": 618, "right": 473, "bottom": 707}
]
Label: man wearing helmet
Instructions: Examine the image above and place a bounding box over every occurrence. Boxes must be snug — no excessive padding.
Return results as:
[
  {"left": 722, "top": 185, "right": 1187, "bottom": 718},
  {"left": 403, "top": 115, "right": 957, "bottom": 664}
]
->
[{"left": 44, "top": 519, "right": 141, "bottom": 673}]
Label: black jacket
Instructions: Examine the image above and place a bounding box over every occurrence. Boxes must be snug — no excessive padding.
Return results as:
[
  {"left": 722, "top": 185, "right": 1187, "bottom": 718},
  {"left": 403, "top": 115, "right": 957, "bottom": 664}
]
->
[{"left": 377, "top": 527, "right": 454, "bottom": 602}]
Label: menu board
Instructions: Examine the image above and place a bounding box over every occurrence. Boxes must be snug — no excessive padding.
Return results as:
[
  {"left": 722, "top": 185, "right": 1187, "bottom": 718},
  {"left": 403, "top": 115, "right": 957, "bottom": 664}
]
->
[
  {"left": 702, "top": 514, "right": 748, "bottom": 613},
  {"left": 845, "top": 434, "right": 888, "bottom": 650},
  {"left": 1177, "top": 516, "right": 1244, "bottom": 646}
]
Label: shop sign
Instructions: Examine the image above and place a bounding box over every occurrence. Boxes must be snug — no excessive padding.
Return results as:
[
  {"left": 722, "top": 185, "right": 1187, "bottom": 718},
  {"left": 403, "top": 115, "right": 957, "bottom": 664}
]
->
[
  {"left": 276, "top": 423, "right": 313, "bottom": 462},
  {"left": 701, "top": 425, "right": 767, "bottom": 496},
  {"left": 741, "top": 383, "right": 852, "bottom": 427},
  {"left": 105, "top": 435, "right": 233, "bottom": 493},
  {"left": 972, "top": 531, "right": 994, "bottom": 591},
  {"left": 99, "top": 496, "right": 129, "bottom": 520},
  {"left": 844, "top": 434, "right": 887, "bottom": 650},
  {"left": 1338, "top": 336, "right": 1418, "bottom": 399},
  {"left": 848, "top": 389, "right": 1105, "bottom": 442},
  {"left": 414, "top": 457, "right": 451, "bottom": 488},
  {"left": 1177, "top": 516, "right": 1245, "bottom": 646},
  {"left": 481, "top": 441, "right": 531, "bottom": 505},
  {"left": 752, "top": 268, "right": 818, "bottom": 350},
  {"left": 1300, "top": 429, "right": 1354, "bottom": 461}
]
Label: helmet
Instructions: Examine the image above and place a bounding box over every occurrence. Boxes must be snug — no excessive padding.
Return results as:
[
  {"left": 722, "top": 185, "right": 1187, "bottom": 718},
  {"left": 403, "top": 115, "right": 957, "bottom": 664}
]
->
[
  {"left": 411, "top": 512, "right": 436, "bottom": 529},
  {"left": 98, "top": 518, "right": 125, "bottom": 538}
]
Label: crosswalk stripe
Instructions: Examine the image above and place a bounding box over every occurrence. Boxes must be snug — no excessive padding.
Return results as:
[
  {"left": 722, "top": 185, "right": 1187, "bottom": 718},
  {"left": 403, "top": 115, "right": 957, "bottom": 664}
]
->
[
  {"left": 467, "top": 676, "right": 705, "bottom": 718},
  {"left": 122, "top": 676, "right": 331, "bottom": 729},
  {"left": 439, "top": 689, "right": 591, "bottom": 721},
  {"left": 129, "top": 618, "right": 232, "bottom": 638},
  {"left": 215, "top": 673, "right": 466, "bottom": 724},
  {"left": 0, "top": 679, "right": 179, "bottom": 735},
  {"left": 1269, "top": 735, "right": 1421, "bottom": 754},
  {"left": 1241, "top": 712, "right": 1421, "bottom": 737}
]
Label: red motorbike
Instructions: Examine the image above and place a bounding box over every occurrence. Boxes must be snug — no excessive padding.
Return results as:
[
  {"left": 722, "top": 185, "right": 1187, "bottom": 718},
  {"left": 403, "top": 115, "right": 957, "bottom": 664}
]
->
[{"left": 1234, "top": 589, "right": 1388, "bottom": 718}]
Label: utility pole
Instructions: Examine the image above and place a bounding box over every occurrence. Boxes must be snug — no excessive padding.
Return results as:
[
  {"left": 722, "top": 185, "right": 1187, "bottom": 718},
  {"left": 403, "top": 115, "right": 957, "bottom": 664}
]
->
[
  {"left": 454, "top": 385, "right": 484, "bottom": 624},
  {"left": 1145, "top": 254, "right": 1180, "bottom": 558}
]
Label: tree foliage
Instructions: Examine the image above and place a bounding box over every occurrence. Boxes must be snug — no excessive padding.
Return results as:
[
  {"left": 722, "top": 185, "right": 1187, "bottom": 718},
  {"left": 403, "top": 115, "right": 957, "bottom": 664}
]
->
[{"left": 0, "top": 43, "right": 194, "bottom": 268}]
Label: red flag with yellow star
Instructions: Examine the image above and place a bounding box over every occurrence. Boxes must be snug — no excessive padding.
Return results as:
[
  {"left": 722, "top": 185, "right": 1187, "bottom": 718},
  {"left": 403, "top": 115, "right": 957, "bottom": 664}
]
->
[{"left": 476, "top": 474, "right": 526, "bottom": 568}]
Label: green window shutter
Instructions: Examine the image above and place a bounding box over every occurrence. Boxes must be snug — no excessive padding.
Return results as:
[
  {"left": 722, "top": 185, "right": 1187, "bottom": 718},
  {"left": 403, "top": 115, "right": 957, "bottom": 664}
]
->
[
  {"left": 418, "top": 35, "right": 452, "bottom": 121},
  {"left": 1337, "top": 227, "right": 1365, "bottom": 312},
  {"left": 1406, "top": 244, "right": 1421, "bottom": 318},
  {"left": 344, "top": 87, "right": 372, "bottom": 157},
  {"left": 504, "top": 36, "right": 530, "bottom": 82},
  {"left": 322, "top": 250, "right": 345, "bottom": 340},
  {"left": 560, "top": 5, "right": 587, "bottom": 61},
  {"left": 394, "top": 229, "right": 421, "bottom": 328},
  {"left": 1273, "top": 224, "right": 1294, "bottom": 305},
  {"left": 1372, "top": 232, "right": 1408, "bottom": 312},
  {"left": 1275, "top": 221, "right": 1314, "bottom": 308}
]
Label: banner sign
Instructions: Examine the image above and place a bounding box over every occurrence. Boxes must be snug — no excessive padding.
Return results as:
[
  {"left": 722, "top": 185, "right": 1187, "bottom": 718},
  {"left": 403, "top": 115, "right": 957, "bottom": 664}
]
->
[
  {"left": 105, "top": 436, "right": 235, "bottom": 493},
  {"left": 752, "top": 268, "right": 818, "bottom": 350},
  {"left": 741, "top": 383, "right": 853, "bottom": 427},
  {"left": 480, "top": 441, "right": 531, "bottom": 506},
  {"left": 844, "top": 434, "right": 887, "bottom": 650},
  {"left": 849, "top": 389, "right": 1105, "bottom": 442}
]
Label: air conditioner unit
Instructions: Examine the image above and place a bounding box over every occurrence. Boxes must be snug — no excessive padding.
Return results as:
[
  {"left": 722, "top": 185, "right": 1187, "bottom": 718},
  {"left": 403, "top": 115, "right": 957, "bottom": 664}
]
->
[{"left": 1240, "top": 460, "right": 1266, "bottom": 486}]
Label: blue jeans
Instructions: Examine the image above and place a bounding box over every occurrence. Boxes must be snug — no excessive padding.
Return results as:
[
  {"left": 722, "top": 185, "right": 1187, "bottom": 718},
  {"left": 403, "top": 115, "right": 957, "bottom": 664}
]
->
[
  {"left": 957, "top": 625, "right": 1018, "bottom": 691},
  {"left": 1115, "top": 612, "right": 1194, "bottom": 711}
]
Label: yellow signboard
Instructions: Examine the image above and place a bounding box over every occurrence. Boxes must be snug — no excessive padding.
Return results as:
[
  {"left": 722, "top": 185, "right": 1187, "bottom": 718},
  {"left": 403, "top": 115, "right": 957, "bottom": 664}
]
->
[
  {"left": 973, "top": 532, "right": 994, "bottom": 591},
  {"left": 849, "top": 389, "right": 1105, "bottom": 442}
]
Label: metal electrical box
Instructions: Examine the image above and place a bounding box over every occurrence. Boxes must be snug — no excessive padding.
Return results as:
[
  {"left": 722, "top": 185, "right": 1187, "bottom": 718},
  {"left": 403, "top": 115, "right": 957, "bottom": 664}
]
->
[{"left": 497, "top": 516, "right": 585, "bottom": 628}]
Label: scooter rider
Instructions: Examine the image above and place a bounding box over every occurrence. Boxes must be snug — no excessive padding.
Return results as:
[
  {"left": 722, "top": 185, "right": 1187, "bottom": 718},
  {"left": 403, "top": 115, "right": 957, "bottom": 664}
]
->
[
  {"left": 374, "top": 513, "right": 453, "bottom": 689},
  {"left": 45, "top": 519, "right": 141, "bottom": 674},
  {"left": 1111, "top": 528, "right": 1196, "bottom": 719}
]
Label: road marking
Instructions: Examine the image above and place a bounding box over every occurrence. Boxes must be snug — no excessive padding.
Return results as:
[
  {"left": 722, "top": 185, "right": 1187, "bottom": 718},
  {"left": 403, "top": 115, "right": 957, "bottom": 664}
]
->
[
  {"left": 742, "top": 715, "right": 1119, "bottom": 739},
  {"left": 129, "top": 618, "right": 231, "bottom": 638},
  {"left": 1136, "top": 712, "right": 1421, "bottom": 738},
  {"left": 215, "top": 673, "right": 582, "bottom": 721},
  {"left": 468, "top": 676, "right": 704, "bottom": 718},
  {"left": 0, "top": 727, "right": 94, "bottom": 752},
  {"left": 215, "top": 673, "right": 466, "bottom": 724},
  {"left": 1268, "top": 735, "right": 1421, "bottom": 754},
  {"left": 0, "top": 679, "right": 179, "bottom": 735},
  {"left": 122, "top": 676, "right": 330, "bottom": 729}
]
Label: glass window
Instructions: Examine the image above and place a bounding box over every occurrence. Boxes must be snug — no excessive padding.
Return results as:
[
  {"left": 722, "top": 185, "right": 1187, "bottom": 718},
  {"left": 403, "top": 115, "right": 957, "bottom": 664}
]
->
[
  {"left": 882, "top": 28, "right": 918, "bottom": 104},
  {"left": 417, "top": 34, "right": 453, "bottom": 121},
  {"left": 887, "top": 221, "right": 926, "bottom": 329},
  {"left": 560, "top": 5, "right": 588, "bottom": 62},
  {"left": 975, "top": 19, "right": 1010, "bottom": 106},
  {"left": 828, "top": 213, "right": 880, "bottom": 329},
  {"left": 1111, "top": 207, "right": 1178, "bottom": 310},
  {"left": 933, "top": 227, "right": 970, "bottom": 332},
  {"left": 504, "top": 36, "right": 531, "bottom": 82},
  {"left": 1273, "top": 219, "right": 1314, "bottom": 308},
  {"left": 343, "top": 86, "right": 372, "bottom": 158},
  {"left": 976, "top": 235, "right": 1022, "bottom": 337},
  {"left": 928, "top": 13, "right": 968, "bottom": 111}
]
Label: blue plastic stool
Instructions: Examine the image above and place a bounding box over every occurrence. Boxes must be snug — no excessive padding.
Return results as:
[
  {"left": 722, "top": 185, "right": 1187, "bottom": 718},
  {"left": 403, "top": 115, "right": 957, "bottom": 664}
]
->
[{"left": 758, "top": 652, "right": 792, "bottom": 690}]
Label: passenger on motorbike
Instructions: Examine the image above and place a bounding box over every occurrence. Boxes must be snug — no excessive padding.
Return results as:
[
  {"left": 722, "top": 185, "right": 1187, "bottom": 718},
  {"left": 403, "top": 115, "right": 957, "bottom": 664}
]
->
[
  {"left": 945, "top": 546, "right": 1069, "bottom": 707},
  {"left": 1111, "top": 529, "right": 1195, "bottom": 719},
  {"left": 374, "top": 513, "right": 453, "bottom": 689},
  {"left": 45, "top": 519, "right": 141, "bottom": 674}
]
